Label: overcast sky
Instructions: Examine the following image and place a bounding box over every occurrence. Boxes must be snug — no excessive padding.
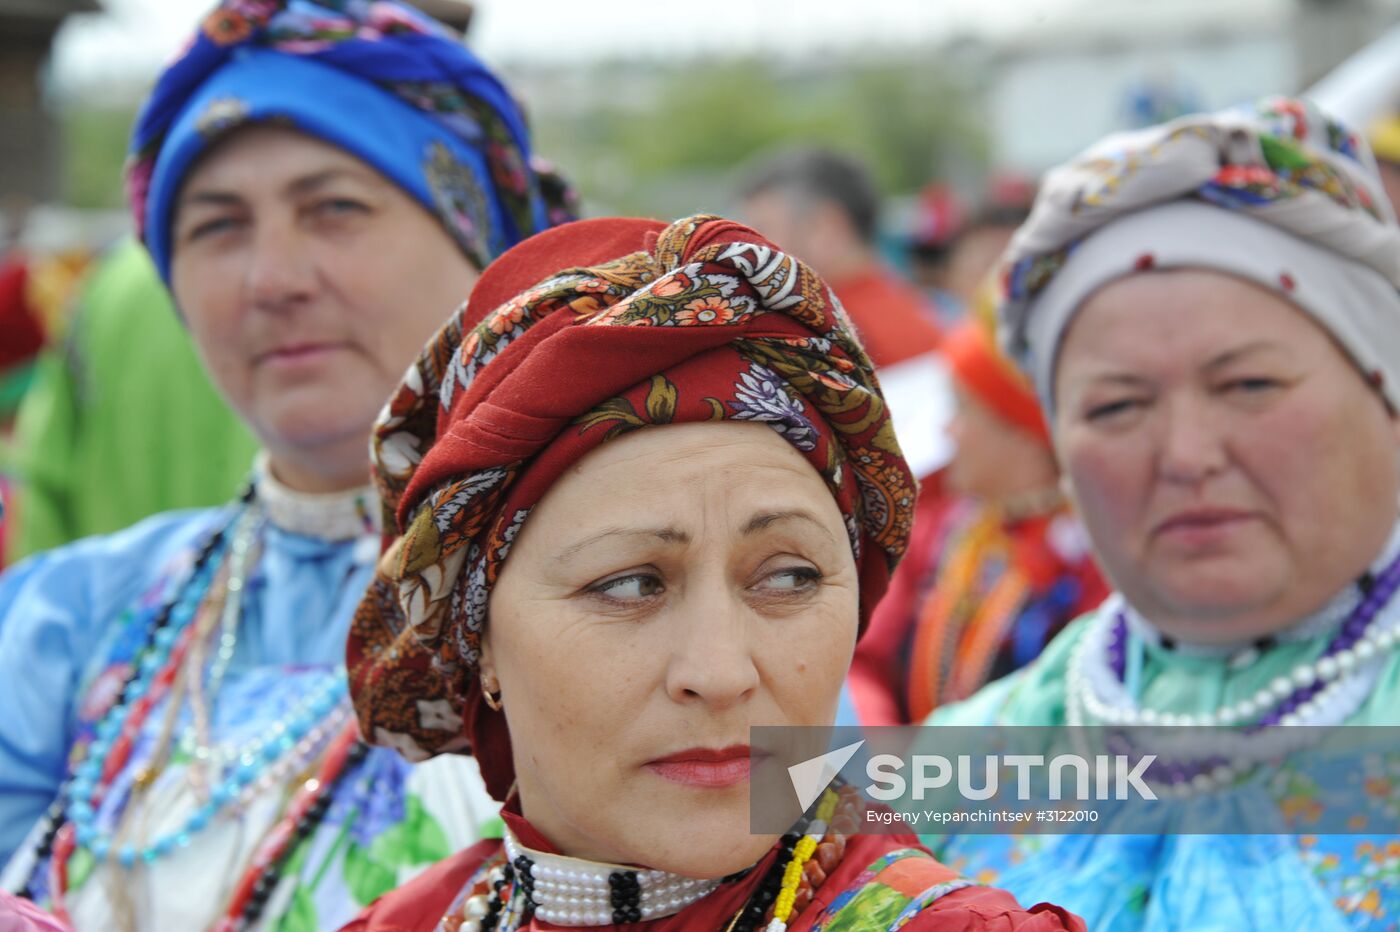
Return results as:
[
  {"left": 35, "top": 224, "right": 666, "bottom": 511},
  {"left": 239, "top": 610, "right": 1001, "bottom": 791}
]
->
[{"left": 50, "top": 0, "right": 1085, "bottom": 96}]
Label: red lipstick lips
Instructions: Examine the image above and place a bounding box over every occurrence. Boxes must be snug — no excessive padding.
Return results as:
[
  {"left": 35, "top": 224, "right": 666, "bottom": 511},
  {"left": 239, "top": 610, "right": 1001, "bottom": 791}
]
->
[{"left": 645, "top": 745, "right": 757, "bottom": 789}]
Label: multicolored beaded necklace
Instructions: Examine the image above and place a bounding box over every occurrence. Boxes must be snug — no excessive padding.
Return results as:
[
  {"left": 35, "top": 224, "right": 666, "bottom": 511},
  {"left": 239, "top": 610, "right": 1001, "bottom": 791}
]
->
[
  {"left": 437, "top": 784, "right": 861, "bottom": 932},
  {"left": 17, "top": 484, "right": 373, "bottom": 930},
  {"left": 907, "top": 495, "right": 1073, "bottom": 720}
]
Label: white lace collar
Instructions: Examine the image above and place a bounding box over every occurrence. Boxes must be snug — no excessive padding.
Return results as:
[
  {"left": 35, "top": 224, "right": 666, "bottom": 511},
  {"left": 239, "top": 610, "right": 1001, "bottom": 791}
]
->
[{"left": 252, "top": 452, "right": 380, "bottom": 541}]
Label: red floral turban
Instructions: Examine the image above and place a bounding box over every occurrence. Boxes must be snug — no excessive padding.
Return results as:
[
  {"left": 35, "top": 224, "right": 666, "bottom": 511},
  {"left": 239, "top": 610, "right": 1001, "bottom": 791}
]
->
[{"left": 348, "top": 214, "right": 917, "bottom": 799}]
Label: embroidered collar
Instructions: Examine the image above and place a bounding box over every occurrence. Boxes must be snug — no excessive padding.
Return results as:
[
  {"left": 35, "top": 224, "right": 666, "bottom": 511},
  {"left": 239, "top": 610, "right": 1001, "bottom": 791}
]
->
[{"left": 252, "top": 452, "right": 379, "bottom": 541}]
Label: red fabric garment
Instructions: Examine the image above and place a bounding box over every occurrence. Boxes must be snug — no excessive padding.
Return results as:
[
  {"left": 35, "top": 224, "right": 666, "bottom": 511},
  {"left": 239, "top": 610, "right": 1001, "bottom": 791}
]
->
[
  {"left": 339, "top": 817, "right": 1084, "bottom": 931},
  {"left": 850, "top": 495, "right": 1108, "bottom": 725},
  {"left": 827, "top": 267, "right": 942, "bottom": 368},
  {"left": 0, "top": 258, "right": 45, "bottom": 373},
  {"left": 850, "top": 492, "right": 956, "bottom": 725}
]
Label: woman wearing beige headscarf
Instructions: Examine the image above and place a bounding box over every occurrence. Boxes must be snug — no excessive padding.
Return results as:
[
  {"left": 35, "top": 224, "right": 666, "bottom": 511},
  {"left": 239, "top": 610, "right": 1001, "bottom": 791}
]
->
[{"left": 925, "top": 97, "right": 1400, "bottom": 930}]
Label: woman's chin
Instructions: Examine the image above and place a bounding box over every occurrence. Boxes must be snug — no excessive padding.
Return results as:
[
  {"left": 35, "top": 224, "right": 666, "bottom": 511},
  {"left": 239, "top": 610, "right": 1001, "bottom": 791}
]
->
[
  {"left": 1142, "top": 580, "right": 1291, "bottom": 643},
  {"left": 263, "top": 411, "right": 372, "bottom": 447},
  {"left": 641, "top": 830, "right": 780, "bottom": 880}
]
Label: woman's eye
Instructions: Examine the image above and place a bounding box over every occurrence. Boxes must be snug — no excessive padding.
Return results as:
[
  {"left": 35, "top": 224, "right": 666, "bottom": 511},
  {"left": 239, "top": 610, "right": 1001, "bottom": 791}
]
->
[
  {"left": 313, "top": 197, "right": 370, "bottom": 217},
  {"left": 755, "top": 566, "right": 823, "bottom": 592},
  {"left": 590, "top": 573, "right": 664, "bottom": 601},
  {"left": 184, "top": 216, "right": 242, "bottom": 242},
  {"left": 1084, "top": 399, "right": 1142, "bottom": 422},
  {"left": 1223, "top": 377, "right": 1280, "bottom": 394}
]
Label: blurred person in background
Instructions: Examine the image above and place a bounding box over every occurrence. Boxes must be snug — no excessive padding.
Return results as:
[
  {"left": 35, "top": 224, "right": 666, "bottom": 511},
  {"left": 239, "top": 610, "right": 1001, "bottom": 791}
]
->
[
  {"left": 0, "top": 1, "right": 570, "bottom": 928},
  {"left": 903, "top": 182, "right": 967, "bottom": 324},
  {"left": 4, "top": 238, "right": 257, "bottom": 563},
  {"left": 925, "top": 97, "right": 1400, "bottom": 929},
  {"left": 737, "top": 147, "right": 943, "bottom": 368},
  {"left": 848, "top": 284, "right": 1106, "bottom": 725},
  {"left": 924, "top": 174, "right": 1035, "bottom": 318},
  {"left": 0, "top": 252, "right": 48, "bottom": 569}
]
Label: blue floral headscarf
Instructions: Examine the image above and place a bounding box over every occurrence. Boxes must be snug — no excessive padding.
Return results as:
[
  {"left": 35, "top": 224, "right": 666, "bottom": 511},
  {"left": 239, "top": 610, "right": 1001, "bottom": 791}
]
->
[{"left": 127, "top": 0, "right": 567, "bottom": 282}]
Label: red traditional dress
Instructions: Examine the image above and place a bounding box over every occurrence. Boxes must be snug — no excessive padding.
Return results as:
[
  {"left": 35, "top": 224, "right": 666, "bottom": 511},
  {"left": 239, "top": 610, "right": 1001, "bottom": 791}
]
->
[
  {"left": 851, "top": 492, "right": 1107, "bottom": 724},
  {"left": 827, "top": 268, "right": 943, "bottom": 368}
]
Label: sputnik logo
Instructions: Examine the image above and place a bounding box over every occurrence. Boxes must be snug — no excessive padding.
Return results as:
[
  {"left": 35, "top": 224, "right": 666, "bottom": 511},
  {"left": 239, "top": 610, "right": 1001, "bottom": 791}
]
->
[{"left": 787, "top": 740, "right": 865, "bottom": 811}]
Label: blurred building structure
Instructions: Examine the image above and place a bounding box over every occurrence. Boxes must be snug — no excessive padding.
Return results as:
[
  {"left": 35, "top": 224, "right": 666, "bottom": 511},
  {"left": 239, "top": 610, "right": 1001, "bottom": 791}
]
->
[
  {"left": 0, "top": 0, "right": 98, "bottom": 211},
  {"left": 975, "top": 0, "right": 1394, "bottom": 173},
  {"left": 17, "top": 0, "right": 1400, "bottom": 223},
  {"left": 493, "top": 0, "right": 1400, "bottom": 219}
]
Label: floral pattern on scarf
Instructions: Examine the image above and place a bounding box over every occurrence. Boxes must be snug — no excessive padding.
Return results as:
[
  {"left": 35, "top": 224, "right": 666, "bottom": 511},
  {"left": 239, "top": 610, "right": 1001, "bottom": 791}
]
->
[{"left": 348, "top": 215, "right": 916, "bottom": 791}]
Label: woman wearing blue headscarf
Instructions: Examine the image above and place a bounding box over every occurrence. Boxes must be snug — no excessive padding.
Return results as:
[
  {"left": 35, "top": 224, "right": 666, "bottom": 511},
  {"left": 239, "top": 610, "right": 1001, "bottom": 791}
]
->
[{"left": 0, "top": 2, "right": 570, "bottom": 928}]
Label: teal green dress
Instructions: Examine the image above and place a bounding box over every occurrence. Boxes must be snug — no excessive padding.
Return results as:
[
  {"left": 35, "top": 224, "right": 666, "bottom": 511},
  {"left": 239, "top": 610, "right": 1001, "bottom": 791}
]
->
[{"left": 924, "top": 543, "right": 1400, "bottom": 931}]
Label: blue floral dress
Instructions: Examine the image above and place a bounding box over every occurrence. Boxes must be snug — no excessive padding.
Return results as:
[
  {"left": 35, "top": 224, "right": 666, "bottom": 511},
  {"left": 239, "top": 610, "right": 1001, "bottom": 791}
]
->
[{"left": 0, "top": 498, "right": 496, "bottom": 931}]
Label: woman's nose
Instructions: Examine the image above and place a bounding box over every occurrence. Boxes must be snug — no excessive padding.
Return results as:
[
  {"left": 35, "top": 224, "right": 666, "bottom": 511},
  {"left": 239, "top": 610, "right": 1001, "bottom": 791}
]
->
[
  {"left": 245, "top": 218, "right": 317, "bottom": 311},
  {"left": 1157, "top": 394, "right": 1228, "bottom": 485},
  {"left": 663, "top": 594, "right": 760, "bottom": 710}
]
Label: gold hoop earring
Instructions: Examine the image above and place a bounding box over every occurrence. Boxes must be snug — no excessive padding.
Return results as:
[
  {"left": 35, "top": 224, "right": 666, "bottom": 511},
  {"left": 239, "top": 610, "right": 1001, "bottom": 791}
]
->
[
  {"left": 1058, "top": 473, "right": 1077, "bottom": 509},
  {"left": 481, "top": 676, "right": 503, "bottom": 712}
]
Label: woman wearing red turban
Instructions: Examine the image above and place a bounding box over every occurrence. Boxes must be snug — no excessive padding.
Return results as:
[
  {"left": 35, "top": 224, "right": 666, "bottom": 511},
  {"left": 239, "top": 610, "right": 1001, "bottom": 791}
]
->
[{"left": 343, "top": 215, "right": 1083, "bottom": 931}]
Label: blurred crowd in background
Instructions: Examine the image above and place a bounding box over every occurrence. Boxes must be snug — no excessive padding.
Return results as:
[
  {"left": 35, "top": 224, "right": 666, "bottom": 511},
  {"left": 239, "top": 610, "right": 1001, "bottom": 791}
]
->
[
  {"left": 2, "top": 0, "right": 1400, "bottom": 697},
  {"left": 4, "top": 2, "right": 1400, "bottom": 929}
]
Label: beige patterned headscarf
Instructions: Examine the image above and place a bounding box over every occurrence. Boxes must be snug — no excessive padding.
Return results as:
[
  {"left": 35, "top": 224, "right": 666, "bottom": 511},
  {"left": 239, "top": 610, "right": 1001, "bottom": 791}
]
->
[{"left": 999, "top": 96, "right": 1400, "bottom": 413}]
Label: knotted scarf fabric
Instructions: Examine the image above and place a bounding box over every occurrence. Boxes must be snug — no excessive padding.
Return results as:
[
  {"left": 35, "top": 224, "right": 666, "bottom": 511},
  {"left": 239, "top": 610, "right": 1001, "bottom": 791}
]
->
[
  {"left": 128, "top": 0, "right": 566, "bottom": 282},
  {"left": 348, "top": 214, "right": 917, "bottom": 798},
  {"left": 999, "top": 96, "right": 1400, "bottom": 413}
]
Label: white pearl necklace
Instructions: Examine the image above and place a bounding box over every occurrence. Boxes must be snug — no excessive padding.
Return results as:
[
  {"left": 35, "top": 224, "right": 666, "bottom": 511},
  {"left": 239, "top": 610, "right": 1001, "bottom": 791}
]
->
[
  {"left": 1067, "top": 595, "right": 1399, "bottom": 730},
  {"left": 1067, "top": 592, "right": 1399, "bottom": 797},
  {"left": 499, "top": 828, "right": 720, "bottom": 927},
  {"left": 454, "top": 863, "right": 526, "bottom": 932}
]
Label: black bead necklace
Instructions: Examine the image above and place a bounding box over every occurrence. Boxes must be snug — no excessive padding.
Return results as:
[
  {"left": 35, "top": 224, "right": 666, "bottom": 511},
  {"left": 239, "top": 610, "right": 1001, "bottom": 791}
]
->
[
  {"left": 464, "top": 823, "right": 804, "bottom": 931},
  {"left": 237, "top": 740, "right": 371, "bottom": 928}
]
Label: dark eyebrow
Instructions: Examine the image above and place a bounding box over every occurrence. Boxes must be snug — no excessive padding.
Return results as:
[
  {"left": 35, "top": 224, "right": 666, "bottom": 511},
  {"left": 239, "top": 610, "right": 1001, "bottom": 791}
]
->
[
  {"left": 176, "top": 167, "right": 377, "bottom": 211},
  {"left": 1077, "top": 343, "right": 1286, "bottom": 389},
  {"left": 1083, "top": 372, "right": 1152, "bottom": 389},
  {"left": 556, "top": 526, "right": 690, "bottom": 562},
  {"left": 285, "top": 167, "right": 378, "bottom": 197},
  {"left": 554, "top": 510, "right": 834, "bottom": 562},
  {"left": 176, "top": 190, "right": 244, "bottom": 211},
  {"left": 742, "top": 509, "right": 836, "bottom": 544}
]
